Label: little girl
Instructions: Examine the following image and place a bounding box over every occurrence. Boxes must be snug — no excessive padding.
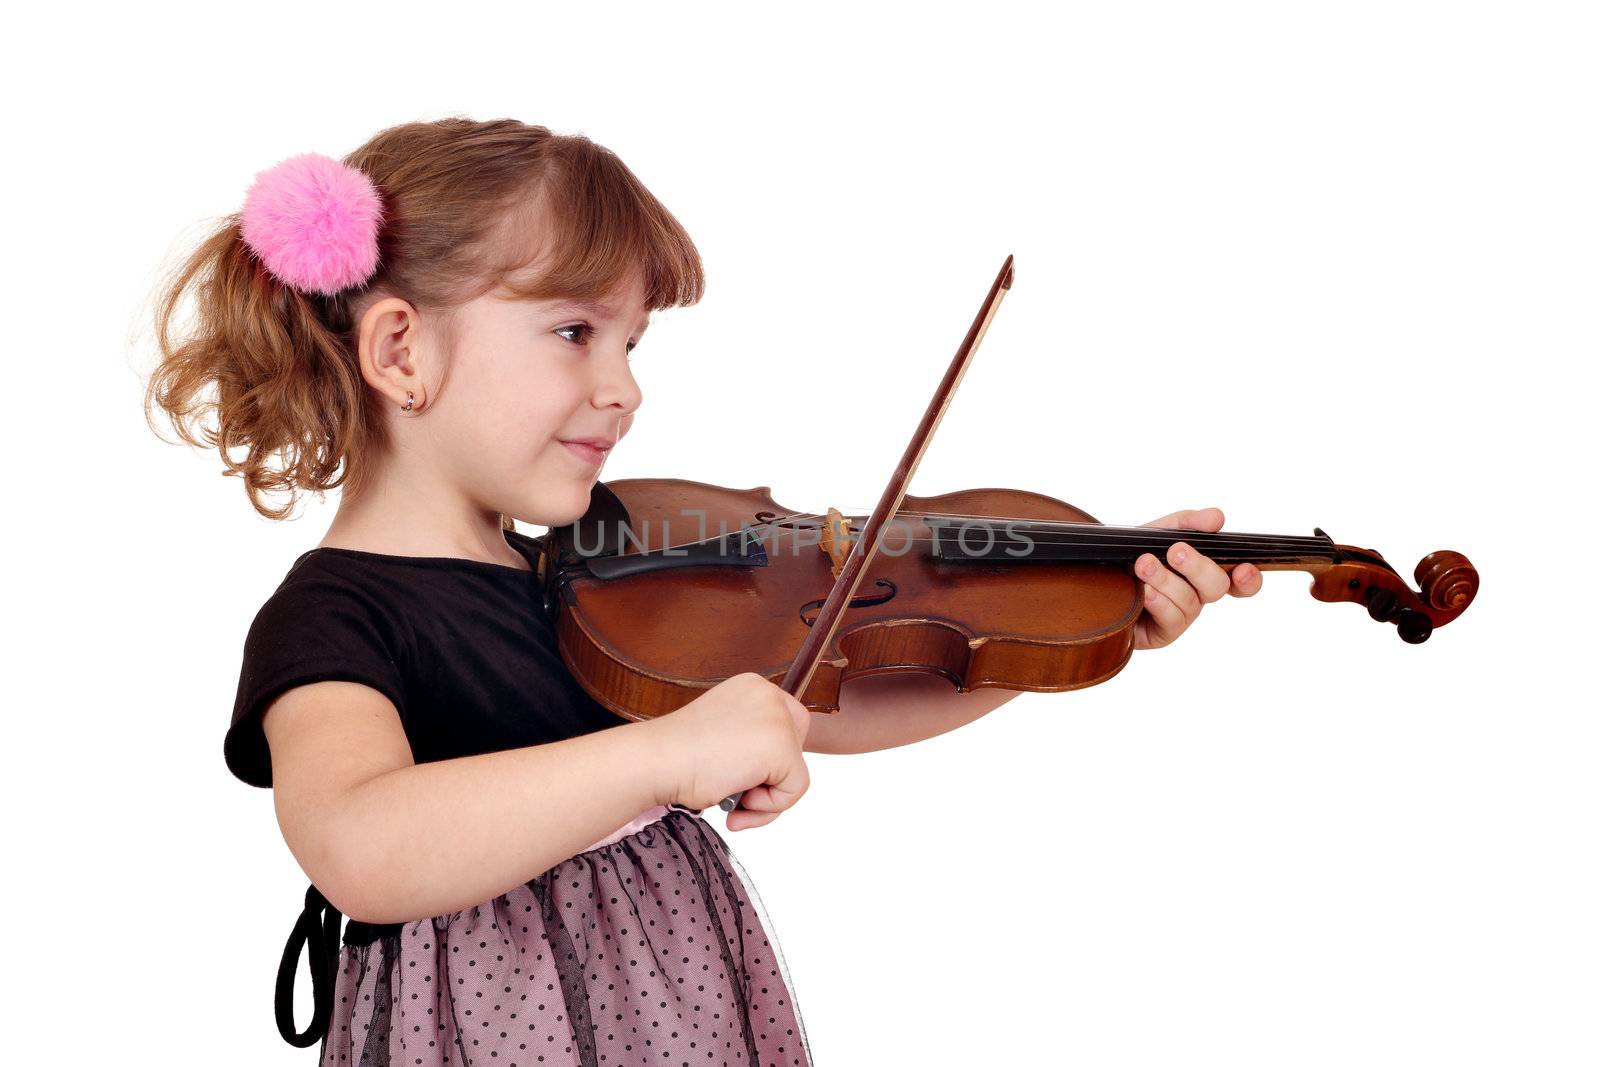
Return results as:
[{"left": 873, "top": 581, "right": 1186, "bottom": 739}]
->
[{"left": 145, "top": 116, "right": 1257, "bottom": 1067}]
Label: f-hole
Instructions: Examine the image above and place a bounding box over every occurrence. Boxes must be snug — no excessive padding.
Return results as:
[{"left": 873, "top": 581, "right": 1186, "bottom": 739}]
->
[{"left": 799, "top": 579, "right": 898, "bottom": 627}]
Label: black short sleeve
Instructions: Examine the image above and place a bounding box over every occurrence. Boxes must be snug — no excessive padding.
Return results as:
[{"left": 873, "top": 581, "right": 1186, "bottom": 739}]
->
[{"left": 225, "top": 578, "right": 410, "bottom": 789}]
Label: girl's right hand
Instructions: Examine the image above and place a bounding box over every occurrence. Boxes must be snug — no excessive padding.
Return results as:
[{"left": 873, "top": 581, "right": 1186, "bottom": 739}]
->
[{"left": 652, "top": 672, "right": 812, "bottom": 831}]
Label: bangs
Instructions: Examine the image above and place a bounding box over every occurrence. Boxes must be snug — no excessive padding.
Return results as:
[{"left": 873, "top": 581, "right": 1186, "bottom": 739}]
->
[{"left": 487, "top": 141, "right": 705, "bottom": 311}]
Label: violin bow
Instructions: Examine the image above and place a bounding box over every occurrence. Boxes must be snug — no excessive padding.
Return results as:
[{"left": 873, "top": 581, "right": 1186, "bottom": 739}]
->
[{"left": 721, "top": 254, "right": 1016, "bottom": 814}]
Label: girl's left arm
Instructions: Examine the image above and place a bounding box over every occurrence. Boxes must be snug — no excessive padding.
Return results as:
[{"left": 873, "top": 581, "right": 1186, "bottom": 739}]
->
[
  {"left": 805, "top": 506, "right": 1264, "bottom": 755},
  {"left": 805, "top": 671, "right": 1021, "bottom": 755}
]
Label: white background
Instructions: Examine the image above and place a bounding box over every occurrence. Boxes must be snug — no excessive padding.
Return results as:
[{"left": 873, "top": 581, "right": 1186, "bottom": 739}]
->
[{"left": 5, "top": 2, "right": 1595, "bottom": 1063}]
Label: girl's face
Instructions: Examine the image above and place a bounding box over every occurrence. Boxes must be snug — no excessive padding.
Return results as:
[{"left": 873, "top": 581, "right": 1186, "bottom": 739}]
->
[{"left": 388, "top": 273, "right": 650, "bottom": 529}]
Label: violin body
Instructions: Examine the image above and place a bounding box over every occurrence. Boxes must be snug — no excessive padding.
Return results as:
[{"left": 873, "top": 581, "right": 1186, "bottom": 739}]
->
[{"left": 539, "top": 477, "right": 1478, "bottom": 722}]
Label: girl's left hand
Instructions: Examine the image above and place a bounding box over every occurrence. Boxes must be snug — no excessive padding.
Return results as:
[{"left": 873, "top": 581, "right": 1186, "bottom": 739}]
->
[{"left": 1132, "top": 507, "right": 1263, "bottom": 650}]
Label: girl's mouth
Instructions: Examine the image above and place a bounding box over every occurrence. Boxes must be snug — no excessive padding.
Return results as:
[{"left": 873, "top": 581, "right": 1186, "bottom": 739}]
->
[{"left": 559, "top": 438, "right": 613, "bottom": 466}]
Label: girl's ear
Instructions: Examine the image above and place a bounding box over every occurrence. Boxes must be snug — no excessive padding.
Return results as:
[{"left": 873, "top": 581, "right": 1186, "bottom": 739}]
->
[{"left": 358, "top": 297, "right": 427, "bottom": 410}]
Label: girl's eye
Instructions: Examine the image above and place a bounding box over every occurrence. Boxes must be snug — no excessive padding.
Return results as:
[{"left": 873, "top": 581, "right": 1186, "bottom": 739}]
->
[
  {"left": 554, "top": 322, "right": 597, "bottom": 346},
  {"left": 555, "top": 323, "right": 639, "bottom": 356}
]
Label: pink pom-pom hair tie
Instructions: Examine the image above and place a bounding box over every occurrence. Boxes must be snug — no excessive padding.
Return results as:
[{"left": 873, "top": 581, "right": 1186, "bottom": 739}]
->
[{"left": 240, "top": 153, "right": 384, "bottom": 297}]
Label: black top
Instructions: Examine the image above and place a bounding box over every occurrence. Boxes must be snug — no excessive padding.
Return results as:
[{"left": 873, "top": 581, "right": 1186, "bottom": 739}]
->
[{"left": 226, "top": 527, "right": 622, "bottom": 790}]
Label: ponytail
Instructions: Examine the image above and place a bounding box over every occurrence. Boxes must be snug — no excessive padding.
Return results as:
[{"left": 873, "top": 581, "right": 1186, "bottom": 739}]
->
[{"left": 143, "top": 214, "right": 375, "bottom": 519}]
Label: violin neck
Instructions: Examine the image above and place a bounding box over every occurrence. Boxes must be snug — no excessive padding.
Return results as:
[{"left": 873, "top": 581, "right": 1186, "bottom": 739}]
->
[{"left": 922, "top": 516, "right": 1342, "bottom": 569}]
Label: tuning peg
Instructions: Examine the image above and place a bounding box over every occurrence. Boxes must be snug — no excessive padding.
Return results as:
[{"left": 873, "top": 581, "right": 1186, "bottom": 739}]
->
[
  {"left": 1364, "top": 586, "right": 1399, "bottom": 622},
  {"left": 1395, "top": 609, "right": 1433, "bottom": 644}
]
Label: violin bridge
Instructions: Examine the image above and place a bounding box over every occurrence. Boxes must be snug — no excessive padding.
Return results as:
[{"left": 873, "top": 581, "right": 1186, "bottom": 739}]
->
[{"left": 821, "top": 507, "right": 854, "bottom": 579}]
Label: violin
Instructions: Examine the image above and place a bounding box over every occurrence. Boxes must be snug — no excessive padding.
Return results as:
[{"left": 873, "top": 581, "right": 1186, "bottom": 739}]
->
[
  {"left": 538, "top": 478, "right": 1476, "bottom": 715},
  {"left": 534, "top": 256, "right": 1479, "bottom": 810}
]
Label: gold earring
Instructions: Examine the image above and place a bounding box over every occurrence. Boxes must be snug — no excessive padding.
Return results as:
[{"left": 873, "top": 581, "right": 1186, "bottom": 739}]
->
[{"left": 402, "top": 390, "right": 416, "bottom": 413}]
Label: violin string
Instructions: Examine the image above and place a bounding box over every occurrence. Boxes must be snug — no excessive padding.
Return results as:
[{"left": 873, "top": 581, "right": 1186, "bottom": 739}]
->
[
  {"left": 760, "top": 507, "right": 1319, "bottom": 540},
  {"left": 894, "top": 529, "right": 1322, "bottom": 551},
  {"left": 742, "top": 527, "right": 1328, "bottom": 556},
  {"left": 623, "top": 511, "right": 1329, "bottom": 557},
  {"left": 775, "top": 534, "right": 1326, "bottom": 556},
  {"left": 933, "top": 512, "right": 1291, "bottom": 533},
  {"left": 727, "top": 532, "right": 1321, "bottom": 557},
  {"left": 741, "top": 511, "right": 1326, "bottom": 553},
  {"left": 621, "top": 530, "right": 1328, "bottom": 560},
  {"left": 840, "top": 508, "right": 1324, "bottom": 542}
]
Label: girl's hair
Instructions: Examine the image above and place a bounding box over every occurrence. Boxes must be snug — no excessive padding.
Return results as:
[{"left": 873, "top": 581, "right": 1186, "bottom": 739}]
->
[{"left": 143, "top": 117, "right": 705, "bottom": 520}]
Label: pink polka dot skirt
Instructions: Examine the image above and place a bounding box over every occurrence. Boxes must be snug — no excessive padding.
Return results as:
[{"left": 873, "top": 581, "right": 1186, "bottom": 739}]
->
[{"left": 317, "top": 807, "right": 810, "bottom": 1066}]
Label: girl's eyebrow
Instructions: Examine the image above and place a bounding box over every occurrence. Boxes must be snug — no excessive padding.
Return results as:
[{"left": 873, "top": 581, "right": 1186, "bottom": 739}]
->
[
  {"left": 550, "top": 299, "right": 619, "bottom": 318},
  {"left": 547, "top": 300, "right": 651, "bottom": 333}
]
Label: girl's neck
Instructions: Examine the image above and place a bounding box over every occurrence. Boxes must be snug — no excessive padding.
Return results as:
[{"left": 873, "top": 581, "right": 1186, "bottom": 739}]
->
[{"left": 320, "top": 473, "right": 526, "bottom": 570}]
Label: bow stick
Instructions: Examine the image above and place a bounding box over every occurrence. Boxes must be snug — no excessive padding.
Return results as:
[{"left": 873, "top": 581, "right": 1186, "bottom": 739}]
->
[{"left": 721, "top": 254, "right": 1017, "bottom": 813}]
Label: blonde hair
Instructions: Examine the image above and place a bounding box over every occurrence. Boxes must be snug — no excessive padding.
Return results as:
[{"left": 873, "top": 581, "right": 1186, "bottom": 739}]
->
[{"left": 143, "top": 117, "right": 704, "bottom": 519}]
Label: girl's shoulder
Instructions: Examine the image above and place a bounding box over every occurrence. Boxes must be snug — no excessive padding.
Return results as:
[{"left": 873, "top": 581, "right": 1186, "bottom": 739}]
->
[
  {"left": 227, "top": 558, "right": 414, "bottom": 789},
  {"left": 226, "top": 527, "right": 558, "bottom": 789}
]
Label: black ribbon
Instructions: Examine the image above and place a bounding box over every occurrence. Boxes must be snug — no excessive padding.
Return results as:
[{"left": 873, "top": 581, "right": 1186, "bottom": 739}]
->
[{"left": 274, "top": 883, "right": 342, "bottom": 1048}]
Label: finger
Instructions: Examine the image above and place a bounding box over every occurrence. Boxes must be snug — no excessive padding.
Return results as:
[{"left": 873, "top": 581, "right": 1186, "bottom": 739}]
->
[
  {"left": 786, "top": 696, "right": 812, "bottom": 743},
  {"left": 1228, "top": 562, "right": 1264, "bottom": 597},
  {"left": 725, "top": 808, "right": 781, "bottom": 832},
  {"left": 1136, "top": 583, "right": 1188, "bottom": 649},
  {"left": 739, "top": 753, "right": 810, "bottom": 816},
  {"left": 1164, "top": 541, "right": 1231, "bottom": 604},
  {"left": 1140, "top": 506, "right": 1224, "bottom": 532},
  {"left": 1136, "top": 551, "right": 1201, "bottom": 620}
]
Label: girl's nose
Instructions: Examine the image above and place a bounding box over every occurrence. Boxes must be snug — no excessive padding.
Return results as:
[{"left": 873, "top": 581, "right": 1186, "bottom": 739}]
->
[{"left": 592, "top": 347, "right": 643, "bottom": 414}]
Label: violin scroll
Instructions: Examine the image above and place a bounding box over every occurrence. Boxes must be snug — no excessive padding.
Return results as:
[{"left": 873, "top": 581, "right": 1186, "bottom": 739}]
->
[
  {"left": 1416, "top": 550, "right": 1478, "bottom": 613},
  {"left": 1303, "top": 541, "right": 1478, "bottom": 644}
]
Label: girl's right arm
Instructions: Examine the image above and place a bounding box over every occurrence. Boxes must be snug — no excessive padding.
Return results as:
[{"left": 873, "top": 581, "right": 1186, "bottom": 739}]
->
[{"left": 263, "top": 672, "right": 811, "bottom": 925}]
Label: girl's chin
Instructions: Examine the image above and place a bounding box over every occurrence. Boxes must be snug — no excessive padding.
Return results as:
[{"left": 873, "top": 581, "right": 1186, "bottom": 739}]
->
[{"left": 521, "top": 478, "right": 598, "bottom": 528}]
